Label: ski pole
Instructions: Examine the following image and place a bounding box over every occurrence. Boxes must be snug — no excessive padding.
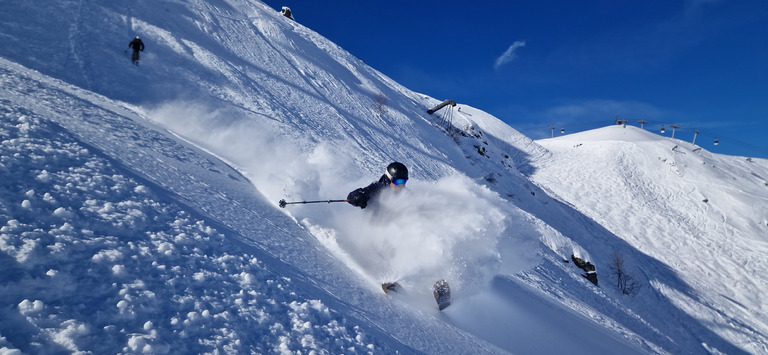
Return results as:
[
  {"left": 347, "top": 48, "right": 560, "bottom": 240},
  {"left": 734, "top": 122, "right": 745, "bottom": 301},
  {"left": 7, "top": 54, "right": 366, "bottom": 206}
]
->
[{"left": 278, "top": 199, "right": 348, "bottom": 208}]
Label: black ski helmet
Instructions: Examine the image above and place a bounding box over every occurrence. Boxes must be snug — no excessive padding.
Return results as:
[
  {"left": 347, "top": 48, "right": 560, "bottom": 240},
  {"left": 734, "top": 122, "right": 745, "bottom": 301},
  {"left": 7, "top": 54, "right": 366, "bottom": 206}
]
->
[{"left": 385, "top": 162, "right": 408, "bottom": 181}]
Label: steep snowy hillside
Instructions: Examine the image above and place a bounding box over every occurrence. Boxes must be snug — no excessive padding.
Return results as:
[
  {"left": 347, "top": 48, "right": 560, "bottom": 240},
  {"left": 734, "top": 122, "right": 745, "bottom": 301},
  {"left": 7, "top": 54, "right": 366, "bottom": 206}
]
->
[
  {"left": 2, "top": 0, "right": 767, "bottom": 353},
  {"left": 0, "top": 57, "right": 505, "bottom": 353}
]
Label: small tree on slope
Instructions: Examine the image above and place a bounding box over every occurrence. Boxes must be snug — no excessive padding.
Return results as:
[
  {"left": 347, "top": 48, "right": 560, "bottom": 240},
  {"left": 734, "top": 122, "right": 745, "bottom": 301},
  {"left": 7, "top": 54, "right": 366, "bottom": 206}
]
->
[{"left": 611, "top": 250, "right": 642, "bottom": 296}]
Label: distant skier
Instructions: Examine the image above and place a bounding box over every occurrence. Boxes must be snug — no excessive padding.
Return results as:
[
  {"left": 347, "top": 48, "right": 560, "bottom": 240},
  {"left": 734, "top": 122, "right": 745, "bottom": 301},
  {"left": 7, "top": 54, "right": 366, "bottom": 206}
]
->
[
  {"left": 128, "top": 36, "right": 145, "bottom": 65},
  {"left": 281, "top": 7, "right": 294, "bottom": 20},
  {"left": 347, "top": 162, "right": 408, "bottom": 209}
]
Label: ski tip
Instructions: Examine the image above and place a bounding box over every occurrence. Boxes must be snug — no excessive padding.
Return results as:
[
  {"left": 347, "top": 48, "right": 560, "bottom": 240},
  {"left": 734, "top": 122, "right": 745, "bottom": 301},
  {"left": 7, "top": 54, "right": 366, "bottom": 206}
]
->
[
  {"left": 433, "top": 279, "right": 451, "bottom": 310},
  {"left": 433, "top": 279, "right": 450, "bottom": 294},
  {"left": 382, "top": 282, "right": 401, "bottom": 294}
]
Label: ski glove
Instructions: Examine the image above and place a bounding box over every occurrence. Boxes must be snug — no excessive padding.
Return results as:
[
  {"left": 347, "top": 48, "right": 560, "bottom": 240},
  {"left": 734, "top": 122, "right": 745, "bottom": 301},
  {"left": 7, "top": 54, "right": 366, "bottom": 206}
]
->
[
  {"left": 346, "top": 189, "right": 368, "bottom": 209},
  {"left": 346, "top": 181, "right": 388, "bottom": 209}
]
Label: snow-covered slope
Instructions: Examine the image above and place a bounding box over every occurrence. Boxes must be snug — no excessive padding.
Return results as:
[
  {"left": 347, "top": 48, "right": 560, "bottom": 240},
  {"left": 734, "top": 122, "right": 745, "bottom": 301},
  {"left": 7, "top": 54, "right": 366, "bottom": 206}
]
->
[
  {"left": 1, "top": 0, "right": 766, "bottom": 353},
  {"left": 531, "top": 125, "right": 768, "bottom": 354},
  {"left": 0, "top": 56, "right": 504, "bottom": 353}
]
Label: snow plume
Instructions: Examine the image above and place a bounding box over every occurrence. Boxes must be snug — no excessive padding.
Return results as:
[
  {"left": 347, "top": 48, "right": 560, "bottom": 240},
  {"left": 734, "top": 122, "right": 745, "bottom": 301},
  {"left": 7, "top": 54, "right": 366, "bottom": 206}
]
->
[
  {"left": 494, "top": 41, "right": 526, "bottom": 69},
  {"left": 304, "top": 175, "right": 509, "bottom": 296},
  {"left": 146, "top": 100, "right": 345, "bottom": 203}
]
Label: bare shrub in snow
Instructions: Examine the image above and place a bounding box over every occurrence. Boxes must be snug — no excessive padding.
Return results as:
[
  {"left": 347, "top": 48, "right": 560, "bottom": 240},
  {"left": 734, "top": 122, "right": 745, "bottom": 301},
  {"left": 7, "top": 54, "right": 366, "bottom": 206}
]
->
[{"left": 610, "top": 251, "right": 641, "bottom": 296}]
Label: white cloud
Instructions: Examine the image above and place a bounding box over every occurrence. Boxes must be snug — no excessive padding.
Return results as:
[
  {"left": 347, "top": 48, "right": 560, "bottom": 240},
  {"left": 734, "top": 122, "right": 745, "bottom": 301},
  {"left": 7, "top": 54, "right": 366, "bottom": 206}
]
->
[{"left": 494, "top": 41, "right": 526, "bottom": 69}]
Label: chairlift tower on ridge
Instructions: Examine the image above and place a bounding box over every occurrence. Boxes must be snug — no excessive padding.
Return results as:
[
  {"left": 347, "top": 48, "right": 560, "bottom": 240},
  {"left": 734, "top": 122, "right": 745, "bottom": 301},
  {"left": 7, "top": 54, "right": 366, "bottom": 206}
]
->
[{"left": 669, "top": 124, "right": 680, "bottom": 139}]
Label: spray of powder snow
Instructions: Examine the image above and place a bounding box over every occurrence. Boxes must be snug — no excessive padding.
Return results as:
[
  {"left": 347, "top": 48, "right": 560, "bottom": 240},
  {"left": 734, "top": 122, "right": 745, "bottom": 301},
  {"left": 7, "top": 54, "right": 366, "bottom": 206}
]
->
[
  {"left": 147, "top": 101, "right": 522, "bottom": 296},
  {"left": 145, "top": 100, "right": 357, "bottom": 204},
  {"left": 316, "top": 175, "right": 508, "bottom": 296}
]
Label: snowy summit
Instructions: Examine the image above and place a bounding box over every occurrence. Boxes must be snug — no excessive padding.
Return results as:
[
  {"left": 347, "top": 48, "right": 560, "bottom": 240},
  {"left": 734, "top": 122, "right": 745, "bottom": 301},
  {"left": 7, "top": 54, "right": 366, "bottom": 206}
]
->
[{"left": 1, "top": 1, "right": 767, "bottom": 354}]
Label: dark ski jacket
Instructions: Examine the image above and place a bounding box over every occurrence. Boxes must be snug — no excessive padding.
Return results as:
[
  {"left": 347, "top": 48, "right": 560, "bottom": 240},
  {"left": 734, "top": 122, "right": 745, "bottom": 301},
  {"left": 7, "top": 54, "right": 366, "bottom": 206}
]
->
[
  {"left": 129, "top": 38, "right": 145, "bottom": 52},
  {"left": 347, "top": 174, "right": 391, "bottom": 209}
]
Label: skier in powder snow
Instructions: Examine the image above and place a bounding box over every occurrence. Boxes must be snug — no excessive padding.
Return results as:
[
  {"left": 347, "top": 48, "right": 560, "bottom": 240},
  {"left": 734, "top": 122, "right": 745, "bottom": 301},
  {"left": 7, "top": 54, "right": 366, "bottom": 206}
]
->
[
  {"left": 128, "top": 36, "right": 145, "bottom": 65},
  {"left": 346, "top": 162, "right": 450, "bottom": 308},
  {"left": 347, "top": 162, "right": 408, "bottom": 209}
]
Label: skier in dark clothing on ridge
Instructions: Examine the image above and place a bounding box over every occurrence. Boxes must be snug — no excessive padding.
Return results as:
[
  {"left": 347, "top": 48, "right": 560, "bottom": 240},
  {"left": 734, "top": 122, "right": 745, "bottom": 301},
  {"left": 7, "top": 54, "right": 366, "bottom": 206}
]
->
[
  {"left": 347, "top": 162, "right": 408, "bottom": 209},
  {"left": 128, "top": 36, "right": 145, "bottom": 65}
]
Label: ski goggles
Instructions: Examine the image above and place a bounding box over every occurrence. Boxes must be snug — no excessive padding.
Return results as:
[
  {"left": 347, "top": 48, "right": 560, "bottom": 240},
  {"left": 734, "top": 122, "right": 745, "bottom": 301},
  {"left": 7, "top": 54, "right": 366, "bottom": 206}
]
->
[{"left": 392, "top": 178, "right": 407, "bottom": 186}]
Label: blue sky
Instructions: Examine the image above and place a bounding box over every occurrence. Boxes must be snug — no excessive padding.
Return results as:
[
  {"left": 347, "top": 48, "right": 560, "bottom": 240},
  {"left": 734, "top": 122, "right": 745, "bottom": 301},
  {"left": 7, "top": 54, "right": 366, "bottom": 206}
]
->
[{"left": 265, "top": 1, "right": 768, "bottom": 158}]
